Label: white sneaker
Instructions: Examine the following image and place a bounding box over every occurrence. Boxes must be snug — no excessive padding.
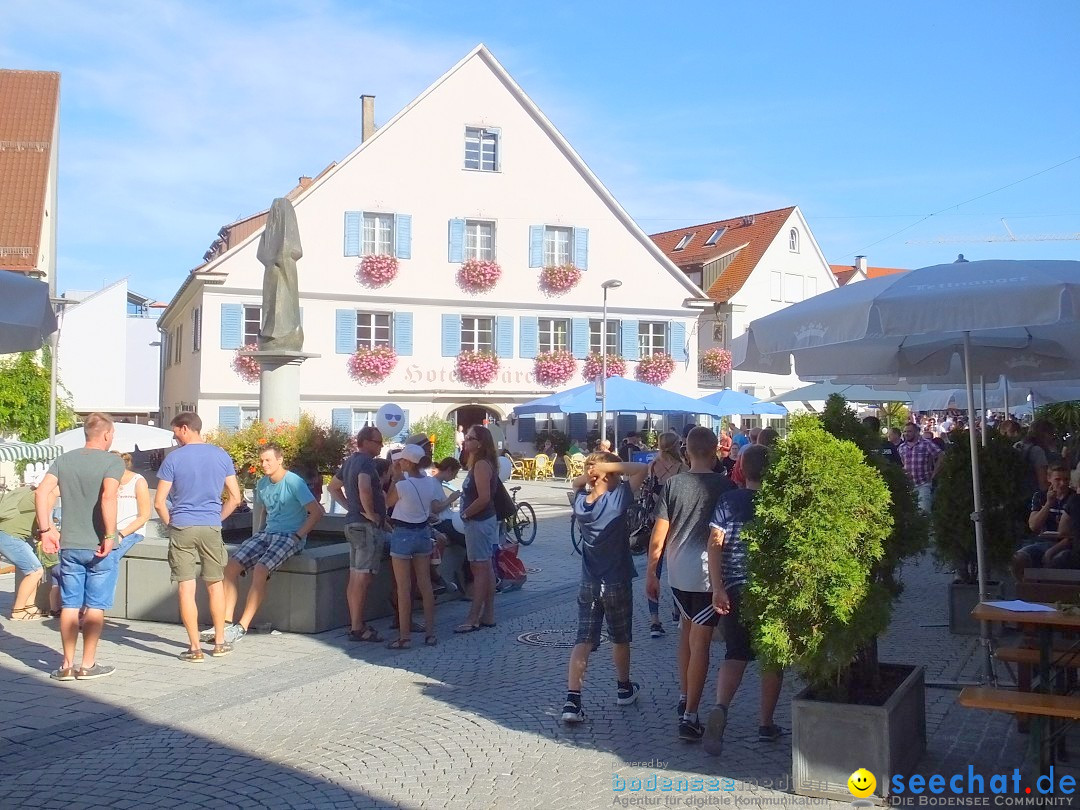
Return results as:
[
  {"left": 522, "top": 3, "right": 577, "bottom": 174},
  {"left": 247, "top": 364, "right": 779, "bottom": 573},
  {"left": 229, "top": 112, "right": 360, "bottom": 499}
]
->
[{"left": 561, "top": 701, "right": 585, "bottom": 723}]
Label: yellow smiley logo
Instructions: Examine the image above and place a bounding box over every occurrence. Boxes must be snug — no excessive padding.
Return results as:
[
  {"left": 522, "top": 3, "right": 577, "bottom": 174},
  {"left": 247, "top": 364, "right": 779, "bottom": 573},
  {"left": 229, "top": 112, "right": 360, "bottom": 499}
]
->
[{"left": 847, "top": 768, "right": 876, "bottom": 798}]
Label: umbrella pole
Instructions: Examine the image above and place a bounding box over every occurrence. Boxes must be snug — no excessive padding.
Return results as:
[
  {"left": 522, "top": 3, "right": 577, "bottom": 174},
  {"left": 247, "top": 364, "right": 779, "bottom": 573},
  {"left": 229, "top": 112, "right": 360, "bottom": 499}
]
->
[
  {"left": 1003, "top": 377, "right": 1010, "bottom": 421},
  {"left": 963, "top": 332, "right": 995, "bottom": 685},
  {"left": 979, "top": 376, "right": 988, "bottom": 447}
]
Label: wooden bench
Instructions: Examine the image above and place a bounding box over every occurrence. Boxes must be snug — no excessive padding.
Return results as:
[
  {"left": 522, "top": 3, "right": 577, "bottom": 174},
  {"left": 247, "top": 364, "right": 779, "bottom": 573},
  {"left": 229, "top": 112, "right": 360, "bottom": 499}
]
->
[
  {"left": 996, "top": 646, "right": 1080, "bottom": 668},
  {"left": 959, "top": 687, "right": 1080, "bottom": 719}
]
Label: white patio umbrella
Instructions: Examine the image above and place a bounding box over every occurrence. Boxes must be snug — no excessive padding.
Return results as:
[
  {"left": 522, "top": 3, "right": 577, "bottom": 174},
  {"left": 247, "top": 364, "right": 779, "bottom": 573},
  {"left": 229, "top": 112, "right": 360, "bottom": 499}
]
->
[
  {"left": 765, "top": 381, "right": 916, "bottom": 404},
  {"left": 732, "top": 259, "right": 1080, "bottom": 680},
  {"left": 42, "top": 423, "right": 177, "bottom": 454}
]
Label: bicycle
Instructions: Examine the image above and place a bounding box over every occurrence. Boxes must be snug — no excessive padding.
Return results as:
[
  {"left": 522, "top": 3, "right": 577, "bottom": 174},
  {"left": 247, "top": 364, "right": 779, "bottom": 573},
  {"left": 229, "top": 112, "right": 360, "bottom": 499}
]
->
[{"left": 504, "top": 485, "right": 537, "bottom": 545}]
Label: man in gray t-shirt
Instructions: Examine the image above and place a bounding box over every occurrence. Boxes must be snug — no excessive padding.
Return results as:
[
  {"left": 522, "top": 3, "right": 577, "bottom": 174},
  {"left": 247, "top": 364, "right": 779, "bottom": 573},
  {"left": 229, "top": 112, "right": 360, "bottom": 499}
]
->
[{"left": 35, "top": 412, "right": 124, "bottom": 681}]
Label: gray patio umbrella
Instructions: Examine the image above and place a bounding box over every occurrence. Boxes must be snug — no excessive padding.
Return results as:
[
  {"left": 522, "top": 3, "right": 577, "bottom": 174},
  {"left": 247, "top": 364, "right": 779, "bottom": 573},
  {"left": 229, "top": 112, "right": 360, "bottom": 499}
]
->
[{"left": 0, "top": 272, "right": 57, "bottom": 352}]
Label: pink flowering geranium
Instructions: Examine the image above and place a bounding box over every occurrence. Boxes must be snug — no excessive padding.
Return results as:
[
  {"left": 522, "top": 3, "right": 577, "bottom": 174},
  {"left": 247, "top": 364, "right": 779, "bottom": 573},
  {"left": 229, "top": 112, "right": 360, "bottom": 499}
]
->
[
  {"left": 456, "top": 350, "right": 500, "bottom": 388},
  {"left": 534, "top": 350, "right": 576, "bottom": 387},
  {"left": 538, "top": 264, "right": 582, "bottom": 296},
  {"left": 582, "top": 353, "right": 626, "bottom": 381},
  {"left": 700, "top": 347, "right": 733, "bottom": 377},
  {"left": 232, "top": 344, "right": 261, "bottom": 384},
  {"left": 457, "top": 258, "right": 502, "bottom": 294},
  {"left": 355, "top": 254, "right": 399, "bottom": 288},
  {"left": 635, "top": 352, "right": 676, "bottom": 385},
  {"left": 347, "top": 346, "right": 398, "bottom": 384}
]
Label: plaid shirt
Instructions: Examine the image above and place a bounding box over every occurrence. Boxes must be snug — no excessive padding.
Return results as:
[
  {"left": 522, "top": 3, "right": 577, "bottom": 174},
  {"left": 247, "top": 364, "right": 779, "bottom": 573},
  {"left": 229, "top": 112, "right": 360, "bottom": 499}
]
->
[{"left": 897, "top": 438, "right": 942, "bottom": 486}]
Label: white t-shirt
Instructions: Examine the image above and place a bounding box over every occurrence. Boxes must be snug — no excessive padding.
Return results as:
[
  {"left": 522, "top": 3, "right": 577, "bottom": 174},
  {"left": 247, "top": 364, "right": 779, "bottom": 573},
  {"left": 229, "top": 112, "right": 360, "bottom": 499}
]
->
[
  {"left": 117, "top": 473, "right": 145, "bottom": 532},
  {"left": 392, "top": 474, "right": 445, "bottom": 524}
]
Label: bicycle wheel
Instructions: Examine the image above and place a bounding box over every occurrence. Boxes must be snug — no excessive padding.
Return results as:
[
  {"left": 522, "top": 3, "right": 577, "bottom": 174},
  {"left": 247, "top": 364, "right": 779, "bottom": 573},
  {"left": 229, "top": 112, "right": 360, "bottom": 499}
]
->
[
  {"left": 570, "top": 515, "right": 582, "bottom": 555},
  {"left": 513, "top": 501, "right": 537, "bottom": 545}
]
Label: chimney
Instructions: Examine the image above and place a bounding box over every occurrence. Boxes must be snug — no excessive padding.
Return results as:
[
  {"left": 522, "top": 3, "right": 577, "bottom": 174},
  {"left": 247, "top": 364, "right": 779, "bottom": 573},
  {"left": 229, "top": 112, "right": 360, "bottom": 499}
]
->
[
  {"left": 855, "top": 255, "right": 868, "bottom": 274},
  {"left": 298, "top": 175, "right": 312, "bottom": 189},
  {"left": 361, "top": 95, "right": 376, "bottom": 142}
]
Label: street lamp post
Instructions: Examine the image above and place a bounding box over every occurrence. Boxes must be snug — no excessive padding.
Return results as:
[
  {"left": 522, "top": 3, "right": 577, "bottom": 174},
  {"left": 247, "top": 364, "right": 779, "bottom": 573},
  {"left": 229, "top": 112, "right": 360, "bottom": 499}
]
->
[{"left": 599, "top": 279, "right": 623, "bottom": 448}]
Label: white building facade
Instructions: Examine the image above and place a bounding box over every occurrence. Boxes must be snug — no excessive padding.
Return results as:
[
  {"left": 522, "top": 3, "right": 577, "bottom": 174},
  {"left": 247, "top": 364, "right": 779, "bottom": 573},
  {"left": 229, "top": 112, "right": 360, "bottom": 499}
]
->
[{"left": 158, "top": 46, "right": 703, "bottom": 449}]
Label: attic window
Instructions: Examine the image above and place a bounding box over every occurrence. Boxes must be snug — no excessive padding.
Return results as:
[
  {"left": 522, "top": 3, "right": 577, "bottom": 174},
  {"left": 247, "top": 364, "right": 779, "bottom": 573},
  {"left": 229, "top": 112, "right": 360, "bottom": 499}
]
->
[
  {"left": 789, "top": 228, "right": 800, "bottom": 253},
  {"left": 674, "top": 233, "right": 694, "bottom": 251},
  {"left": 704, "top": 227, "right": 726, "bottom": 246}
]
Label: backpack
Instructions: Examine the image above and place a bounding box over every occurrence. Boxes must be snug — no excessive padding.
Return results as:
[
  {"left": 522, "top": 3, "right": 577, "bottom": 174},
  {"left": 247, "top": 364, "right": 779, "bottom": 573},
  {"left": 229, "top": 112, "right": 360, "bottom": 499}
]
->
[
  {"left": 496, "top": 543, "right": 527, "bottom": 591},
  {"left": 493, "top": 481, "right": 516, "bottom": 521}
]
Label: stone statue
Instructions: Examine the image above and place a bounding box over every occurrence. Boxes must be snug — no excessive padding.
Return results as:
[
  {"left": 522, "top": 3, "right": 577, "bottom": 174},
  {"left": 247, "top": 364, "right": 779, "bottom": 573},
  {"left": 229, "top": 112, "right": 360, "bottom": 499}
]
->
[{"left": 256, "top": 197, "right": 304, "bottom": 352}]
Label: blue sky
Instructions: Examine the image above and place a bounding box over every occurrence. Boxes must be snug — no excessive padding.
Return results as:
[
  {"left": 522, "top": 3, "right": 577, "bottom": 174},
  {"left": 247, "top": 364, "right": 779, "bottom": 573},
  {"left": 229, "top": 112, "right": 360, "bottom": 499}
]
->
[{"left": 4, "top": 0, "right": 1079, "bottom": 302}]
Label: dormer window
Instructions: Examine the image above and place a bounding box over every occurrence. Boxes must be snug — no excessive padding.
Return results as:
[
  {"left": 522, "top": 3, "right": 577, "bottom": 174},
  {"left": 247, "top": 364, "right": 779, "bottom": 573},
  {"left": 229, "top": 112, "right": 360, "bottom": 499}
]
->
[
  {"left": 789, "top": 228, "right": 800, "bottom": 253},
  {"left": 674, "top": 233, "right": 694, "bottom": 251},
  {"left": 704, "top": 227, "right": 726, "bottom": 246}
]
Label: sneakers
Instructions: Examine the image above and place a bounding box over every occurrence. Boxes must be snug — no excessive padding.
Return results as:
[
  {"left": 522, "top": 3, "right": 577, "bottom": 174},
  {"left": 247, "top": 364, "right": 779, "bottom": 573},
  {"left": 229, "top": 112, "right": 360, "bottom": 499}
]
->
[
  {"left": 676, "top": 697, "right": 686, "bottom": 718},
  {"left": 703, "top": 706, "right": 728, "bottom": 756},
  {"left": 616, "top": 682, "right": 641, "bottom": 706},
  {"left": 75, "top": 663, "right": 115, "bottom": 680},
  {"left": 560, "top": 701, "right": 585, "bottom": 724},
  {"left": 223, "top": 623, "right": 247, "bottom": 644},
  {"left": 199, "top": 626, "right": 216, "bottom": 642},
  {"left": 50, "top": 666, "right": 76, "bottom": 681},
  {"left": 758, "top": 724, "right": 787, "bottom": 742},
  {"left": 649, "top": 623, "right": 665, "bottom": 638},
  {"left": 678, "top": 716, "right": 704, "bottom": 741}
]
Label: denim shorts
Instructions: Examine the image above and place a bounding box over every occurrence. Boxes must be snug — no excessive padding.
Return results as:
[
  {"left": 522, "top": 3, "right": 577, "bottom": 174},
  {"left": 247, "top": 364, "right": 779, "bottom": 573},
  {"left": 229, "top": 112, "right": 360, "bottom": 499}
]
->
[
  {"left": 0, "top": 530, "right": 42, "bottom": 575},
  {"left": 390, "top": 524, "right": 433, "bottom": 559},
  {"left": 463, "top": 516, "right": 498, "bottom": 562},
  {"left": 59, "top": 548, "right": 119, "bottom": 611},
  {"left": 99, "top": 533, "right": 143, "bottom": 599}
]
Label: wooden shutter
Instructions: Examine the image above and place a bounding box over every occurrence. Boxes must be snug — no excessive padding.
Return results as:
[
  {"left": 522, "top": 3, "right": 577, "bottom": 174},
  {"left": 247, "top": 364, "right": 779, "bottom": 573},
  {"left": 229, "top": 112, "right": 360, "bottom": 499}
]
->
[
  {"left": 218, "top": 406, "right": 241, "bottom": 431},
  {"left": 335, "top": 310, "right": 356, "bottom": 354},
  {"left": 394, "top": 312, "right": 413, "bottom": 356},
  {"left": 517, "top": 417, "right": 536, "bottom": 443},
  {"left": 529, "top": 226, "right": 544, "bottom": 268},
  {"left": 519, "top": 316, "right": 538, "bottom": 359},
  {"left": 495, "top": 316, "right": 513, "bottom": 358},
  {"left": 344, "top": 212, "right": 361, "bottom": 256},
  {"left": 220, "top": 304, "right": 242, "bottom": 350},
  {"left": 573, "top": 227, "right": 589, "bottom": 270},
  {"left": 670, "top": 321, "right": 687, "bottom": 362},
  {"left": 448, "top": 219, "right": 465, "bottom": 263},
  {"left": 621, "top": 319, "right": 640, "bottom": 361},
  {"left": 331, "top": 409, "right": 352, "bottom": 435},
  {"left": 395, "top": 214, "right": 412, "bottom": 259},
  {"left": 441, "top": 315, "right": 462, "bottom": 356},
  {"left": 571, "top": 318, "right": 589, "bottom": 359}
]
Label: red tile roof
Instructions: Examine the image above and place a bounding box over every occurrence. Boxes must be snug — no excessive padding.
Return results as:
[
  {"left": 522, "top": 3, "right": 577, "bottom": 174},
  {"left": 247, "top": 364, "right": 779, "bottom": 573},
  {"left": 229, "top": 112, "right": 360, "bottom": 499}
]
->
[
  {"left": 650, "top": 207, "right": 796, "bottom": 302},
  {"left": 0, "top": 70, "right": 60, "bottom": 273},
  {"left": 829, "top": 263, "right": 908, "bottom": 285}
]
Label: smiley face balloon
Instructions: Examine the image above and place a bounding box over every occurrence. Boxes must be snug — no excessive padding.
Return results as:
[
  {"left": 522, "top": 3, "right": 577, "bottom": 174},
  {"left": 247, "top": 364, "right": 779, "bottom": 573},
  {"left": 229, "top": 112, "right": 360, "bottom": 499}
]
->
[{"left": 847, "top": 768, "right": 876, "bottom": 798}]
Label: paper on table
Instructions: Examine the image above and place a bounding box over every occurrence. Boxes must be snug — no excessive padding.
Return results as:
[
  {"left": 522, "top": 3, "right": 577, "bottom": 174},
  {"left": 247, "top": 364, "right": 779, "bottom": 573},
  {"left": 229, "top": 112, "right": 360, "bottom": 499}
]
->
[{"left": 982, "top": 600, "right": 1055, "bottom": 612}]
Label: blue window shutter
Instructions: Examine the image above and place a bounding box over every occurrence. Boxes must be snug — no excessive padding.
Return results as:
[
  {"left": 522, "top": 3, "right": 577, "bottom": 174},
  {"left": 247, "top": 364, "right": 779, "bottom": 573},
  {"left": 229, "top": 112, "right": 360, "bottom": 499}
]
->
[
  {"left": 670, "top": 321, "right": 687, "bottom": 362},
  {"left": 518, "top": 416, "right": 536, "bottom": 443},
  {"left": 331, "top": 408, "right": 352, "bottom": 435},
  {"left": 395, "top": 214, "right": 412, "bottom": 259},
  {"left": 573, "top": 227, "right": 589, "bottom": 270},
  {"left": 344, "top": 212, "right": 361, "bottom": 256},
  {"left": 571, "top": 318, "right": 589, "bottom": 359},
  {"left": 393, "top": 409, "right": 409, "bottom": 442},
  {"left": 529, "top": 225, "right": 544, "bottom": 268},
  {"left": 394, "top": 312, "right": 413, "bottom": 356},
  {"left": 621, "top": 319, "right": 640, "bottom": 361},
  {"left": 519, "top": 316, "right": 538, "bottom": 359},
  {"left": 568, "top": 413, "right": 587, "bottom": 441},
  {"left": 618, "top": 414, "right": 638, "bottom": 439},
  {"left": 448, "top": 219, "right": 465, "bottom": 263},
  {"left": 441, "top": 314, "right": 461, "bottom": 357},
  {"left": 495, "top": 316, "right": 513, "bottom": 358},
  {"left": 218, "top": 406, "right": 241, "bottom": 431},
  {"left": 220, "top": 304, "right": 242, "bottom": 350},
  {"left": 335, "top": 309, "right": 356, "bottom": 354}
]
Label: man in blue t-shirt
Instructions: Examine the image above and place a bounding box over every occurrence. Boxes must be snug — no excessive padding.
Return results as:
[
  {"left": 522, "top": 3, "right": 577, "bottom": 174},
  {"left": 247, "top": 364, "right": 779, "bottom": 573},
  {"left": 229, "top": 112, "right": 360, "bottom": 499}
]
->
[
  {"left": 155, "top": 412, "right": 242, "bottom": 662},
  {"left": 560, "top": 453, "right": 648, "bottom": 724},
  {"left": 216, "top": 442, "right": 324, "bottom": 644}
]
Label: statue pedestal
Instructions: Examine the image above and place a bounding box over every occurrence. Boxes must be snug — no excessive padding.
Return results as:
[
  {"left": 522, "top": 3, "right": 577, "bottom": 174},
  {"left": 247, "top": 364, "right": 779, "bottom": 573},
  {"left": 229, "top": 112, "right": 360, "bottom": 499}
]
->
[{"left": 252, "top": 350, "right": 319, "bottom": 424}]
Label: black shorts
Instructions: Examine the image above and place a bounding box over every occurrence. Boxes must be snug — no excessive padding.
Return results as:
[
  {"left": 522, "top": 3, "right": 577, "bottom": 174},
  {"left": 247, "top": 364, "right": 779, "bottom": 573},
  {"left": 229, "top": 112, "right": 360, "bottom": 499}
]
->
[
  {"left": 720, "top": 584, "right": 754, "bottom": 661},
  {"left": 671, "top": 587, "right": 720, "bottom": 627},
  {"left": 575, "top": 581, "right": 633, "bottom": 645}
]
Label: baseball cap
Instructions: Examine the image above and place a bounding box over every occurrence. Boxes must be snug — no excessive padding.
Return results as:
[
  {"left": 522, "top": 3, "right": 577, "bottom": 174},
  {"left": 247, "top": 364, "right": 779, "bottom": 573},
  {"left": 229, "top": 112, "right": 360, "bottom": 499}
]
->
[
  {"left": 404, "top": 433, "right": 433, "bottom": 451},
  {"left": 392, "top": 444, "right": 425, "bottom": 464}
]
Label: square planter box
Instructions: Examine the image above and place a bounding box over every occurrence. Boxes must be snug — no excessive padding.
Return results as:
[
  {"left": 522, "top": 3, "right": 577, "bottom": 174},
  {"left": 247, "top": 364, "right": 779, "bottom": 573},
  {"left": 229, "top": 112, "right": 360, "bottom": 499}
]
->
[
  {"left": 792, "top": 663, "right": 925, "bottom": 803},
  {"left": 949, "top": 580, "right": 1002, "bottom": 636}
]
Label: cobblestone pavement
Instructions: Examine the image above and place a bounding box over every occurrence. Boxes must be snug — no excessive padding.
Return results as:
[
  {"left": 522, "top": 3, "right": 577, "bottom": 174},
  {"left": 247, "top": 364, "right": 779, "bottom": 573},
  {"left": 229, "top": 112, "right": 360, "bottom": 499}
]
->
[{"left": 1, "top": 479, "right": 1077, "bottom": 808}]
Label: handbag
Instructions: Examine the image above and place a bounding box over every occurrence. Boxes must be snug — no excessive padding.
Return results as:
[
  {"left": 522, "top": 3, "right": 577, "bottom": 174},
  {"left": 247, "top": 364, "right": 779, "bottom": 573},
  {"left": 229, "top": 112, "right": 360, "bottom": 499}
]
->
[{"left": 493, "top": 481, "right": 516, "bottom": 521}]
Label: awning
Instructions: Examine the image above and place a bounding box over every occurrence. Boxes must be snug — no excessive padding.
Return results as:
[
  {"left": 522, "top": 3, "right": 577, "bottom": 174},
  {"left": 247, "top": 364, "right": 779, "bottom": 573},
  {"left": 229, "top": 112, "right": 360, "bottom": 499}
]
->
[{"left": 0, "top": 442, "right": 63, "bottom": 463}]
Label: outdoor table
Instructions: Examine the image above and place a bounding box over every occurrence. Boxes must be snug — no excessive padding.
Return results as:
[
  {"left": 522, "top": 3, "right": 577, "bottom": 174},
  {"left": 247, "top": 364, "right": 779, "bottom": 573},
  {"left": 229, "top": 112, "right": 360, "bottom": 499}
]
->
[{"left": 971, "top": 602, "right": 1080, "bottom": 774}]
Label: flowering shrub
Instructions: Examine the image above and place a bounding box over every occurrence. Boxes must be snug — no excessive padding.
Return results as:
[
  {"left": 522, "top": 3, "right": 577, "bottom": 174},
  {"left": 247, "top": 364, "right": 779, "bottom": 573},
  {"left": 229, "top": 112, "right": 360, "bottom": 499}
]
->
[
  {"left": 347, "top": 346, "right": 397, "bottom": 384},
  {"left": 534, "top": 350, "right": 576, "bottom": 387},
  {"left": 232, "top": 344, "right": 261, "bottom": 384},
  {"left": 538, "top": 264, "right": 582, "bottom": 296},
  {"left": 700, "top": 347, "right": 733, "bottom": 377},
  {"left": 635, "top": 352, "right": 676, "bottom": 385},
  {"left": 582, "top": 353, "right": 627, "bottom": 381},
  {"left": 355, "top": 254, "right": 399, "bottom": 287},
  {"left": 457, "top": 258, "right": 501, "bottom": 293},
  {"left": 456, "top": 350, "right": 499, "bottom": 388}
]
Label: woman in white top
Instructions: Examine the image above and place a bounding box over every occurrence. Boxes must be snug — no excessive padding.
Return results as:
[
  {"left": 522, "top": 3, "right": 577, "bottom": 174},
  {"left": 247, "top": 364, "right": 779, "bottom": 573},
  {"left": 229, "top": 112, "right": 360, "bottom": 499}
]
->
[
  {"left": 100, "top": 452, "right": 152, "bottom": 602},
  {"left": 385, "top": 444, "right": 455, "bottom": 649}
]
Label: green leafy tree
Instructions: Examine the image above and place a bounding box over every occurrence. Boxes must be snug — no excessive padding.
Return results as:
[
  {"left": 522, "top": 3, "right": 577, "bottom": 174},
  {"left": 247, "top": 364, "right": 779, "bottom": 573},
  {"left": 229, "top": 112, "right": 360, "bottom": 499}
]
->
[
  {"left": 411, "top": 414, "right": 456, "bottom": 462},
  {"left": 0, "top": 350, "right": 76, "bottom": 442},
  {"left": 743, "top": 414, "right": 893, "bottom": 699},
  {"left": 878, "top": 401, "right": 910, "bottom": 429}
]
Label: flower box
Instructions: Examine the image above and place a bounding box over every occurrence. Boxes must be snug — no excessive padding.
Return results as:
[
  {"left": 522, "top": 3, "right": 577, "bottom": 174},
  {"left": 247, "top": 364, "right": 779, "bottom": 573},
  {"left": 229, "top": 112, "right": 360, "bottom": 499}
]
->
[
  {"left": 456, "top": 350, "right": 499, "bottom": 388},
  {"left": 635, "top": 352, "right": 675, "bottom": 385},
  {"left": 347, "top": 346, "right": 398, "bottom": 385},
  {"left": 538, "top": 264, "right": 582, "bottom": 296},
  {"left": 534, "top": 350, "right": 576, "bottom": 387},
  {"left": 355, "top": 254, "right": 399, "bottom": 288},
  {"left": 582, "top": 353, "right": 626, "bottom": 381},
  {"left": 457, "top": 258, "right": 501, "bottom": 294},
  {"left": 700, "top": 347, "right": 733, "bottom": 377},
  {"left": 232, "top": 344, "right": 261, "bottom": 384}
]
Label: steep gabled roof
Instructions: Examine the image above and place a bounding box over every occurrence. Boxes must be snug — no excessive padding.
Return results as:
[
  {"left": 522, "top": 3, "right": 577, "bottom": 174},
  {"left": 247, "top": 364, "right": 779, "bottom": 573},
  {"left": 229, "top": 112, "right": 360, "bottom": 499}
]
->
[
  {"left": 0, "top": 70, "right": 60, "bottom": 273},
  {"left": 650, "top": 207, "right": 796, "bottom": 302},
  {"left": 829, "top": 263, "right": 908, "bottom": 285}
]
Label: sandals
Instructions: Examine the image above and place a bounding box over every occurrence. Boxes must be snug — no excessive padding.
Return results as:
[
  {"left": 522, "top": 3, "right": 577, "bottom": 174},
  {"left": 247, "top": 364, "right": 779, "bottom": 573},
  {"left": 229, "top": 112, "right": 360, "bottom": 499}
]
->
[
  {"left": 10, "top": 606, "right": 45, "bottom": 621},
  {"left": 390, "top": 619, "right": 426, "bottom": 633},
  {"left": 454, "top": 623, "right": 480, "bottom": 634},
  {"left": 178, "top": 649, "right": 205, "bottom": 663},
  {"left": 386, "top": 637, "right": 411, "bottom": 650},
  {"left": 424, "top": 635, "right": 438, "bottom": 647},
  {"left": 348, "top": 626, "right": 384, "bottom": 643}
]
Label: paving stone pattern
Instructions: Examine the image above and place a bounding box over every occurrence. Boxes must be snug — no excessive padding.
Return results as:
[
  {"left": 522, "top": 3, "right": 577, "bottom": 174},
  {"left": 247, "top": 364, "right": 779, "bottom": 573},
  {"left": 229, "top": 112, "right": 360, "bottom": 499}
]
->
[{"left": 1, "top": 480, "right": 1076, "bottom": 808}]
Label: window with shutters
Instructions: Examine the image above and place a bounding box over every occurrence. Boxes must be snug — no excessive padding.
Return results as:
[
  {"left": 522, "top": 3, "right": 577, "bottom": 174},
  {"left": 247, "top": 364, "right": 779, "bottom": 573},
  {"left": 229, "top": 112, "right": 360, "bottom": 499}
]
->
[
  {"left": 350, "top": 409, "right": 378, "bottom": 434},
  {"left": 638, "top": 321, "right": 667, "bottom": 357},
  {"left": 191, "top": 308, "right": 202, "bottom": 352},
  {"left": 464, "top": 127, "right": 499, "bottom": 171},
  {"left": 243, "top": 306, "right": 261, "bottom": 346},
  {"left": 543, "top": 226, "right": 572, "bottom": 267},
  {"left": 589, "top": 319, "right": 620, "bottom": 355},
  {"left": 241, "top": 406, "right": 260, "bottom": 427},
  {"left": 461, "top": 316, "right": 494, "bottom": 352},
  {"left": 464, "top": 220, "right": 495, "bottom": 260},
  {"left": 356, "top": 312, "right": 392, "bottom": 349},
  {"left": 538, "top": 318, "right": 570, "bottom": 353},
  {"left": 362, "top": 213, "right": 394, "bottom": 256}
]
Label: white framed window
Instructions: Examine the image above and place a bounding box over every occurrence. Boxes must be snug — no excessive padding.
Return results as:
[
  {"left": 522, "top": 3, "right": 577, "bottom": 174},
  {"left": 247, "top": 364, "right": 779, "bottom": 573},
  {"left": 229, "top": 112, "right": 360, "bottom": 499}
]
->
[
  {"left": 240, "top": 406, "right": 260, "bottom": 427},
  {"left": 356, "top": 311, "right": 392, "bottom": 349},
  {"left": 770, "top": 271, "right": 782, "bottom": 302},
  {"left": 589, "top": 319, "right": 620, "bottom": 355},
  {"left": 543, "top": 226, "right": 572, "bottom": 267},
  {"left": 538, "top": 318, "right": 570, "bottom": 353},
  {"left": 638, "top": 321, "right": 667, "bottom": 357},
  {"left": 191, "top": 307, "right": 202, "bottom": 352},
  {"left": 362, "top": 212, "right": 394, "bottom": 256},
  {"left": 674, "top": 233, "right": 694, "bottom": 251},
  {"left": 464, "top": 220, "right": 496, "bottom": 260},
  {"left": 350, "top": 409, "right": 378, "bottom": 434},
  {"left": 464, "top": 127, "right": 499, "bottom": 171},
  {"left": 243, "top": 305, "right": 261, "bottom": 346},
  {"left": 704, "top": 227, "right": 726, "bottom": 246},
  {"left": 789, "top": 228, "right": 800, "bottom": 253},
  {"left": 784, "top": 274, "right": 804, "bottom": 303},
  {"left": 461, "top": 316, "right": 494, "bottom": 352}
]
